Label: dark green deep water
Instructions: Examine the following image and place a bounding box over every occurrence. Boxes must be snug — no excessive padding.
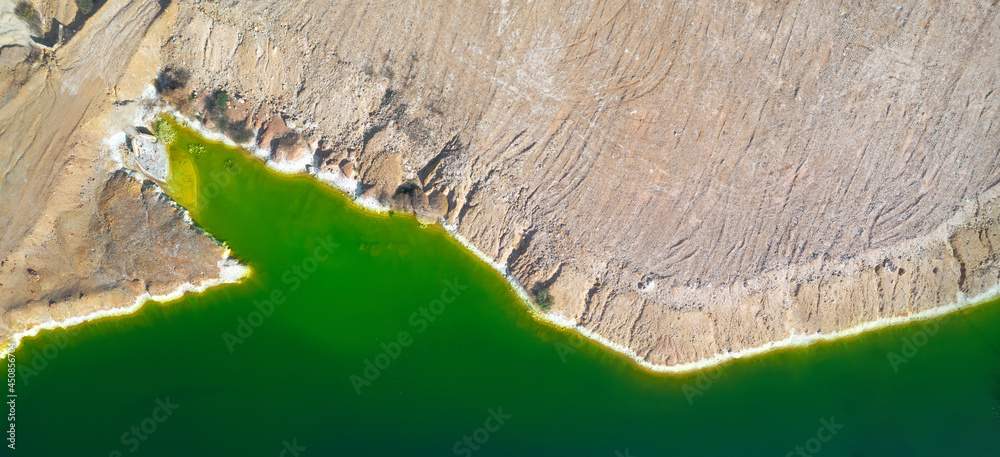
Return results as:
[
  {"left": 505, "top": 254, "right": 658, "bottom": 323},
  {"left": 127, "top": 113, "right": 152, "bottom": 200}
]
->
[{"left": 6, "top": 121, "right": 1000, "bottom": 457}]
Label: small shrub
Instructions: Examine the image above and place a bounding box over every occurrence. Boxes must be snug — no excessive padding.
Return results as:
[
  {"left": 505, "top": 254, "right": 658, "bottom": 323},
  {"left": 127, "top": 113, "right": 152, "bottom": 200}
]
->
[
  {"left": 205, "top": 90, "right": 231, "bottom": 130},
  {"left": 395, "top": 179, "right": 419, "bottom": 195},
  {"left": 15, "top": 2, "right": 41, "bottom": 32},
  {"left": 154, "top": 67, "right": 190, "bottom": 94},
  {"left": 77, "top": 0, "right": 93, "bottom": 15},
  {"left": 534, "top": 288, "right": 553, "bottom": 311},
  {"left": 154, "top": 119, "right": 177, "bottom": 144},
  {"left": 15, "top": 1, "right": 33, "bottom": 19},
  {"left": 212, "top": 91, "right": 229, "bottom": 110}
]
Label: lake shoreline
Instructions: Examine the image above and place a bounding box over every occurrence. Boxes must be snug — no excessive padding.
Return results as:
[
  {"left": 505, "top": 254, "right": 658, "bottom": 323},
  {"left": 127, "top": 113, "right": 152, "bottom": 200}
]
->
[
  {"left": 0, "top": 251, "right": 250, "bottom": 360},
  {"left": 5, "top": 105, "right": 998, "bottom": 376},
  {"left": 158, "top": 110, "right": 1000, "bottom": 375}
]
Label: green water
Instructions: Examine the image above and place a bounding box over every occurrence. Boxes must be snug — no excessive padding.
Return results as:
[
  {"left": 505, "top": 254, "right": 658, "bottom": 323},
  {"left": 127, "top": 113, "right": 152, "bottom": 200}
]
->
[{"left": 6, "top": 120, "right": 1000, "bottom": 456}]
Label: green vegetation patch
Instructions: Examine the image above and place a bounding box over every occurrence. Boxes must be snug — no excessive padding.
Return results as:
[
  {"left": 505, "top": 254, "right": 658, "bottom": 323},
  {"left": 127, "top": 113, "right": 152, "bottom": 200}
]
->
[
  {"left": 534, "top": 288, "right": 553, "bottom": 311},
  {"left": 188, "top": 143, "right": 207, "bottom": 157},
  {"left": 15, "top": 1, "right": 42, "bottom": 33},
  {"left": 154, "top": 119, "right": 178, "bottom": 145},
  {"left": 77, "top": 0, "right": 94, "bottom": 15},
  {"left": 15, "top": 1, "right": 34, "bottom": 19}
]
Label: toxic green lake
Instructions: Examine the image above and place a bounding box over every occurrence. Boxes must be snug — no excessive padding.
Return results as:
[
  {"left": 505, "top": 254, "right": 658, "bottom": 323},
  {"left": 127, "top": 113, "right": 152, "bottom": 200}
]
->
[{"left": 6, "top": 119, "right": 1000, "bottom": 456}]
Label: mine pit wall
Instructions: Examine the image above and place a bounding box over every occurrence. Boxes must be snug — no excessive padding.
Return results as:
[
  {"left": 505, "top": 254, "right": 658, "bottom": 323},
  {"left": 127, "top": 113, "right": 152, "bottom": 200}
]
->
[{"left": 154, "top": 0, "right": 1000, "bottom": 367}]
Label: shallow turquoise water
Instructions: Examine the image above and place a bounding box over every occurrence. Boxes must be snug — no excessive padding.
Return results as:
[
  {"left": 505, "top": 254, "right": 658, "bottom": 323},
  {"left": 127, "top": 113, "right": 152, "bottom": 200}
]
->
[{"left": 5, "top": 122, "right": 1000, "bottom": 456}]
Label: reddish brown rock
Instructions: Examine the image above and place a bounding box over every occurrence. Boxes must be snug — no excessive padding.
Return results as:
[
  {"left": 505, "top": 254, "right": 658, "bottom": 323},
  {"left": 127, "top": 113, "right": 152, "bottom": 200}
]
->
[
  {"left": 271, "top": 131, "right": 311, "bottom": 164},
  {"left": 339, "top": 159, "right": 356, "bottom": 179}
]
